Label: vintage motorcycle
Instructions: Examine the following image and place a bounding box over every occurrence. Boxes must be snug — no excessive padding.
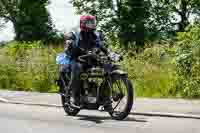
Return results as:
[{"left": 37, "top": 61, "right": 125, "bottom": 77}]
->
[{"left": 56, "top": 48, "right": 134, "bottom": 120}]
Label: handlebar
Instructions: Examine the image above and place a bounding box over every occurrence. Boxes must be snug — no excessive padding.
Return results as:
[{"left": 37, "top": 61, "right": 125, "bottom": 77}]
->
[
  {"left": 78, "top": 53, "right": 96, "bottom": 63},
  {"left": 77, "top": 48, "right": 123, "bottom": 64}
]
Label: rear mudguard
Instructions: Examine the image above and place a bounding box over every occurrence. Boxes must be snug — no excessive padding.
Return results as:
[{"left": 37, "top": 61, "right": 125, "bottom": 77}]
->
[
  {"left": 55, "top": 79, "right": 65, "bottom": 93},
  {"left": 55, "top": 73, "right": 69, "bottom": 94}
]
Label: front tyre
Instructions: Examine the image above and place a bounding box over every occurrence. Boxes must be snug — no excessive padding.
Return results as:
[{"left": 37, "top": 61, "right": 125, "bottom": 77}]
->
[{"left": 109, "top": 77, "right": 134, "bottom": 120}]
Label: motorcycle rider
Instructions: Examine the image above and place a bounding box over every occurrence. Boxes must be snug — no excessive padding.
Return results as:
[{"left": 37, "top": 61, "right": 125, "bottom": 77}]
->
[{"left": 61, "top": 15, "right": 112, "bottom": 110}]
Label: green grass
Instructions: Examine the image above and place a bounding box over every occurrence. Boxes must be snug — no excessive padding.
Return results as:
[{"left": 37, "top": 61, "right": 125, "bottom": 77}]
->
[
  {"left": 123, "top": 48, "right": 178, "bottom": 98},
  {"left": 0, "top": 41, "right": 200, "bottom": 98},
  {"left": 0, "top": 41, "right": 63, "bottom": 92}
]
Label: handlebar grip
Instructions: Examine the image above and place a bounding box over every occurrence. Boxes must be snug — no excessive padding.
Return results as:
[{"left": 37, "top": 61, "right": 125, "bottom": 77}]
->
[{"left": 78, "top": 57, "right": 86, "bottom": 63}]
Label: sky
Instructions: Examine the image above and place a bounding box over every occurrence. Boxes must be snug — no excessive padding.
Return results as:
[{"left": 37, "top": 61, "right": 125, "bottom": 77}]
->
[{"left": 0, "top": 0, "right": 80, "bottom": 42}]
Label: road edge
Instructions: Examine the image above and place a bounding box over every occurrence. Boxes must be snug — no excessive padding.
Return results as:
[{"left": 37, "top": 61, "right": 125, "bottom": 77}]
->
[
  {"left": 1, "top": 99, "right": 200, "bottom": 120},
  {"left": 131, "top": 112, "right": 200, "bottom": 119}
]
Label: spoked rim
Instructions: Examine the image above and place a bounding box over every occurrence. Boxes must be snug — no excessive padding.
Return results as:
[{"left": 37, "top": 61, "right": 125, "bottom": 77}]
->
[
  {"left": 61, "top": 92, "right": 80, "bottom": 115},
  {"left": 64, "top": 97, "right": 73, "bottom": 111},
  {"left": 110, "top": 78, "right": 129, "bottom": 115}
]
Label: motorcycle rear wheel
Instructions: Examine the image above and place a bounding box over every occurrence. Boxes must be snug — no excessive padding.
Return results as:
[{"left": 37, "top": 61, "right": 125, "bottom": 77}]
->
[
  {"left": 61, "top": 95, "right": 80, "bottom": 116},
  {"left": 58, "top": 73, "right": 80, "bottom": 116}
]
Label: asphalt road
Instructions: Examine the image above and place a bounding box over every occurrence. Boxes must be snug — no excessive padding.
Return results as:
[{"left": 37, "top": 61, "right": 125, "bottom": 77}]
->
[
  {"left": 0, "top": 103, "right": 199, "bottom": 133},
  {"left": 1, "top": 90, "right": 200, "bottom": 115}
]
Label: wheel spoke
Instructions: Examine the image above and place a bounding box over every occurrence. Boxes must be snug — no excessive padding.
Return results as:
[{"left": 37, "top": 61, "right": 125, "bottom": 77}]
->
[
  {"left": 111, "top": 79, "right": 128, "bottom": 113},
  {"left": 112, "top": 98, "right": 122, "bottom": 111}
]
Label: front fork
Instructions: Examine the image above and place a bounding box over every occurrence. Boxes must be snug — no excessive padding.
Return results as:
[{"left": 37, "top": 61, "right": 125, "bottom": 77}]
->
[{"left": 96, "top": 75, "right": 113, "bottom": 105}]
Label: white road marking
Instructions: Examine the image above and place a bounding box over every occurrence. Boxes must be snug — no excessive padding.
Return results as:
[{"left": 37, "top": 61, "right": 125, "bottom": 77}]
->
[{"left": 0, "top": 97, "right": 8, "bottom": 103}]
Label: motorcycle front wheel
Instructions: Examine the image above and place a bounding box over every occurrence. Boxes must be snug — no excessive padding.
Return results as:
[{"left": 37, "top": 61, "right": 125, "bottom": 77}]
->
[{"left": 108, "top": 76, "right": 134, "bottom": 120}]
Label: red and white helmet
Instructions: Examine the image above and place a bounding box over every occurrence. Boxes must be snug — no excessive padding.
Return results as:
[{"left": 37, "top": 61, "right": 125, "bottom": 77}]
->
[{"left": 80, "top": 15, "right": 96, "bottom": 32}]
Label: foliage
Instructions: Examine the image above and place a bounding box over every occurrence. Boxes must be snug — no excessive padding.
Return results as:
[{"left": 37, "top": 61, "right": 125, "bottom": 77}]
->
[
  {"left": 71, "top": 0, "right": 200, "bottom": 44},
  {"left": 147, "top": 0, "right": 200, "bottom": 34},
  {"left": 1, "top": 41, "right": 178, "bottom": 97},
  {"left": 120, "top": 44, "right": 178, "bottom": 98},
  {"left": 0, "top": 0, "right": 54, "bottom": 41},
  {"left": 0, "top": 39, "right": 199, "bottom": 98},
  {"left": 175, "top": 23, "right": 200, "bottom": 98},
  {"left": 108, "top": 23, "right": 200, "bottom": 99},
  {"left": 71, "top": 0, "right": 148, "bottom": 48},
  {"left": 0, "top": 41, "right": 63, "bottom": 92},
  {"left": 1, "top": 24, "right": 200, "bottom": 99},
  {"left": 0, "top": 18, "right": 6, "bottom": 30}
]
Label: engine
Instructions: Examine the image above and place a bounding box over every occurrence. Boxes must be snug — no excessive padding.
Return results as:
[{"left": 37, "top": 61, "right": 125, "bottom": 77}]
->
[{"left": 81, "top": 80, "right": 98, "bottom": 104}]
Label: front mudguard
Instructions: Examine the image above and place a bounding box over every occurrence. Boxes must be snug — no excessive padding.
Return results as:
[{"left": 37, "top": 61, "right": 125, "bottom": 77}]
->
[{"left": 111, "top": 69, "right": 128, "bottom": 80}]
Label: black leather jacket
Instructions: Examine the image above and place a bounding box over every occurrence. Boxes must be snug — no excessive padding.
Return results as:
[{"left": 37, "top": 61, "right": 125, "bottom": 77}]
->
[{"left": 64, "top": 30, "right": 108, "bottom": 60}]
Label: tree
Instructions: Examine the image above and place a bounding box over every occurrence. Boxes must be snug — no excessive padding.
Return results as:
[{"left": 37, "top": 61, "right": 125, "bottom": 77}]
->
[
  {"left": 0, "top": 0, "right": 54, "bottom": 41},
  {"left": 145, "top": 0, "right": 175, "bottom": 40},
  {"left": 71, "top": 0, "right": 200, "bottom": 46},
  {"left": 170, "top": 0, "right": 200, "bottom": 32},
  {"left": 0, "top": 18, "right": 6, "bottom": 30},
  {"left": 124, "top": 0, "right": 149, "bottom": 48},
  {"left": 71, "top": 0, "right": 147, "bottom": 49},
  {"left": 71, "top": 0, "right": 120, "bottom": 32},
  {"left": 175, "top": 23, "right": 200, "bottom": 98},
  {"left": 149, "top": 0, "right": 200, "bottom": 34}
]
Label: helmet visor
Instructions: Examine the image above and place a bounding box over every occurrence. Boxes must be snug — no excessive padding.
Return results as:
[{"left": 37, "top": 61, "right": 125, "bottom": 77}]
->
[{"left": 85, "top": 19, "right": 96, "bottom": 29}]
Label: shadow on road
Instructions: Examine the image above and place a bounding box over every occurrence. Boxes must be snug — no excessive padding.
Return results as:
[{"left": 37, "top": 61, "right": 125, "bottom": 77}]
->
[{"left": 75, "top": 114, "right": 148, "bottom": 124}]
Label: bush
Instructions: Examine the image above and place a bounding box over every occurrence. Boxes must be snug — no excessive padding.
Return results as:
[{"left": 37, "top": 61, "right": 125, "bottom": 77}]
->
[
  {"left": 122, "top": 44, "right": 178, "bottom": 98},
  {"left": 175, "top": 23, "right": 200, "bottom": 98},
  {"left": 1, "top": 27, "right": 200, "bottom": 99},
  {"left": 0, "top": 41, "right": 62, "bottom": 92}
]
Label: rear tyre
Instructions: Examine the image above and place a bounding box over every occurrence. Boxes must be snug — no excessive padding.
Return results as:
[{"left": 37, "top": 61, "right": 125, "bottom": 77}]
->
[
  {"left": 61, "top": 95, "right": 80, "bottom": 116},
  {"left": 58, "top": 73, "right": 80, "bottom": 116}
]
